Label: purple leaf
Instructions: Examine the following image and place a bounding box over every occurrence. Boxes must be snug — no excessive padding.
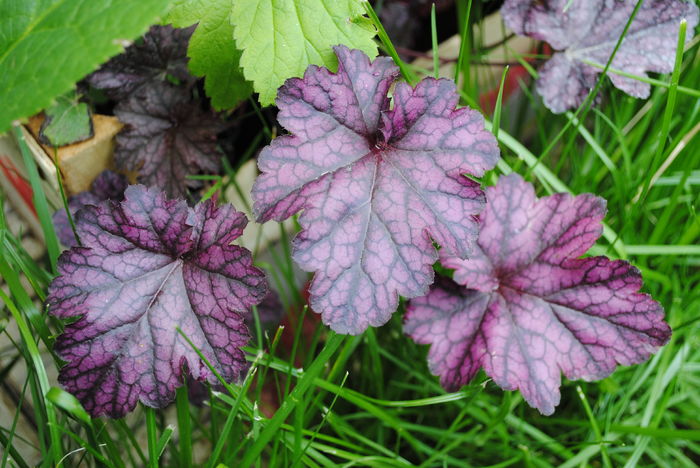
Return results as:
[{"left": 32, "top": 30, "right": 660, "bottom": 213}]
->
[
  {"left": 114, "top": 81, "right": 225, "bottom": 197},
  {"left": 52, "top": 170, "right": 128, "bottom": 247},
  {"left": 404, "top": 174, "right": 671, "bottom": 415},
  {"left": 501, "top": 0, "right": 699, "bottom": 113},
  {"left": 246, "top": 289, "right": 286, "bottom": 331},
  {"left": 251, "top": 46, "right": 499, "bottom": 335},
  {"left": 46, "top": 185, "right": 267, "bottom": 417},
  {"left": 88, "top": 25, "right": 195, "bottom": 100}
]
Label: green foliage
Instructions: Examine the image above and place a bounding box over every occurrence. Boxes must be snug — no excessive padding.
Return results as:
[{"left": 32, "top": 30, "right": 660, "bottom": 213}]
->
[
  {"left": 39, "top": 91, "right": 93, "bottom": 147},
  {"left": 231, "top": 0, "right": 378, "bottom": 106},
  {"left": 0, "top": 0, "right": 171, "bottom": 133},
  {"left": 167, "top": 0, "right": 252, "bottom": 109}
]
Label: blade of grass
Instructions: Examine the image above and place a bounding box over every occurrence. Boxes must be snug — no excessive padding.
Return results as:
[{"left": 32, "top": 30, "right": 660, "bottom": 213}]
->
[
  {"left": 145, "top": 407, "right": 159, "bottom": 468},
  {"left": 175, "top": 386, "right": 192, "bottom": 468},
  {"left": 636, "top": 19, "right": 688, "bottom": 203},
  {"left": 238, "top": 332, "right": 345, "bottom": 468},
  {"left": 0, "top": 288, "right": 62, "bottom": 466},
  {"left": 155, "top": 425, "right": 174, "bottom": 461},
  {"left": 492, "top": 66, "right": 510, "bottom": 140},
  {"left": 431, "top": 3, "right": 439, "bottom": 79},
  {"left": 207, "top": 366, "right": 258, "bottom": 468},
  {"left": 51, "top": 147, "right": 80, "bottom": 246},
  {"left": 11, "top": 125, "right": 60, "bottom": 272},
  {"left": 454, "top": 0, "right": 473, "bottom": 88},
  {"left": 576, "top": 385, "right": 612, "bottom": 468},
  {"left": 362, "top": 2, "right": 416, "bottom": 84}
]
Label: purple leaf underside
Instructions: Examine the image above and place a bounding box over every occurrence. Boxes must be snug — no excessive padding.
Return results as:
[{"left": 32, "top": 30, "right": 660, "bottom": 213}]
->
[
  {"left": 114, "top": 81, "right": 225, "bottom": 197},
  {"left": 47, "top": 185, "right": 267, "bottom": 417},
  {"left": 501, "top": 0, "right": 699, "bottom": 113},
  {"left": 52, "top": 170, "right": 128, "bottom": 247},
  {"left": 251, "top": 45, "right": 500, "bottom": 335},
  {"left": 404, "top": 174, "right": 671, "bottom": 415}
]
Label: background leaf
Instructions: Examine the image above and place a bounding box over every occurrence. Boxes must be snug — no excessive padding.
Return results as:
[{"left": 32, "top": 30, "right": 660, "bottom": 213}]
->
[
  {"left": 231, "top": 0, "right": 379, "bottom": 106},
  {"left": 167, "top": 0, "right": 252, "bottom": 109},
  {"left": 52, "top": 170, "right": 128, "bottom": 247},
  {"left": 38, "top": 91, "right": 93, "bottom": 147},
  {"left": 501, "top": 0, "right": 700, "bottom": 113},
  {"left": 114, "top": 81, "right": 225, "bottom": 197},
  {"left": 0, "top": 0, "right": 171, "bottom": 132},
  {"left": 86, "top": 24, "right": 195, "bottom": 100}
]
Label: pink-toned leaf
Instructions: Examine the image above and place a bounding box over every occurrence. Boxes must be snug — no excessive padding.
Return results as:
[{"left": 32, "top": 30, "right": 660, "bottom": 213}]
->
[
  {"left": 114, "top": 81, "right": 225, "bottom": 197},
  {"left": 251, "top": 46, "right": 499, "bottom": 334},
  {"left": 46, "top": 185, "right": 267, "bottom": 417},
  {"left": 501, "top": 0, "right": 699, "bottom": 113},
  {"left": 404, "top": 174, "right": 670, "bottom": 415}
]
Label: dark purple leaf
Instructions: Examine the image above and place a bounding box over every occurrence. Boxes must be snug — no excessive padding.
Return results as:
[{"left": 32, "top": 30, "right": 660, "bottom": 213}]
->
[
  {"left": 404, "top": 174, "right": 671, "bottom": 415},
  {"left": 89, "top": 169, "right": 130, "bottom": 201},
  {"left": 47, "top": 185, "right": 267, "bottom": 417},
  {"left": 501, "top": 0, "right": 699, "bottom": 113},
  {"left": 114, "top": 81, "right": 225, "bottom": 197},
  {"left": 52, "top": 170, "right": 128, "bottom": 247},
  {"left": 245, "top": 289, "right": 285, "bottom": 332},
  {"left": 87, "top": 25, "right": 195, "bottom": 100},
  {"left": 251, "top": 46, "right": 499, "bottom": 335}
]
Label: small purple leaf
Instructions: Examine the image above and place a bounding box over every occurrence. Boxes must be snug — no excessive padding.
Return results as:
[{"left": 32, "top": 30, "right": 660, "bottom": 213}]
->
[
  {"left": 501, "top": 0, "right": 699, "bottom": 113},
  {"left": 404, "top": 174, "right": 671, "bottom": 415},
  {"left": 52, "top": 170, "right": 128, "bottom": 247},
  {"left": 114, "top": 81, "right": 225, "bottom": 197},
  {"left": 88, "top": 25, "right": 195, "bottom": 100},
  {"left": 251, "top": 46, "right": 500, "bottom": 335},
  {"left": 47, "top": 185, "right": 267, "bottom": 417}
]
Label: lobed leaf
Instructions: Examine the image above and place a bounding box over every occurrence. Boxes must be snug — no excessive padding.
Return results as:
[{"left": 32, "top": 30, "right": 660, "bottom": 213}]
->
[
  {"left": 252, "top": 46, "right": 500, "bottom": 334},
  {"left": 404, "top": 174, "right": 671, "bottom": 414},
  {"left": 501, "top": 0, "right": 699, "bottom": 113},
  {"left": 47, "top": 185, "right": 267, "bottom": 417},
  {"left": 167, "top": 0, "right": 252, "bottom": 109},
  {"left": 231, "top": 0, "right": 379, "bottom": 106},
  {"left": 114, "top": 81, "right": 225, "bottom": 197},
  {"left": 87, "top": 25, "right": 195, "bottom": 100}
]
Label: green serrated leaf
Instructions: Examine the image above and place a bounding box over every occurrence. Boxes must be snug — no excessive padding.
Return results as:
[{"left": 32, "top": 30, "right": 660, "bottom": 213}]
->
[
  {"left": 167, "top": 0, "right": 252, "bottom": 109},
  {"left": 0, "top": 0, "right": 172, "bottom": 133},
  {"left": 231, "top": 0, "right": 378, "bottom": 106},
  {"left": 39, "top": 91, "right": 93, "bottom": 147}
]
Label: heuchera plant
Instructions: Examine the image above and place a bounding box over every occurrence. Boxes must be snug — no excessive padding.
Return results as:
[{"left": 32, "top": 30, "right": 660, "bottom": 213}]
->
[
  {"left": 251, "top": 45, "right": 500, "bottom": 334},
  {"left": 47, "top": 185, "right": 267, "bottom": 417},
  {"left": 501, "top": 0, "right": 699, "bottom": 113},
  {"left": 404, "top": 174, "right": 671, "bottom": 414},
  {"left": 52, "top": 170, "right": 128, "bottom": 247},
  {"left": 87, "top": 25, "right": 195, "bottom": 100},
  {"left": 114, "top": 81, "right": 225, "bottom": 197}
]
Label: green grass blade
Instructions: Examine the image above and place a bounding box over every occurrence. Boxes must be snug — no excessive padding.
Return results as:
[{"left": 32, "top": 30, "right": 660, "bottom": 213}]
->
[
  {"left": 636, "top": 19, "right": 688, "bottom": 203},
  {"left": 145, "top": 407, "right": 159, "bottom": 468},
  {"left": 11, "top": 125, "right": 60, "bottom": 273},
  {"left": 431, "top": 3, "right": 439, "bottom": 79},
  {"left": 238, "top": 332, "right": 345, "bottom": 467},
  {"left": 362, "top": 2, "right": 416, "bottom": 84},
  {"left": 0, "top": 287, "right": 62, "bottom": 465},
  {"left": 175, "top": 386, "right": 192, "bottom": 468}
]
